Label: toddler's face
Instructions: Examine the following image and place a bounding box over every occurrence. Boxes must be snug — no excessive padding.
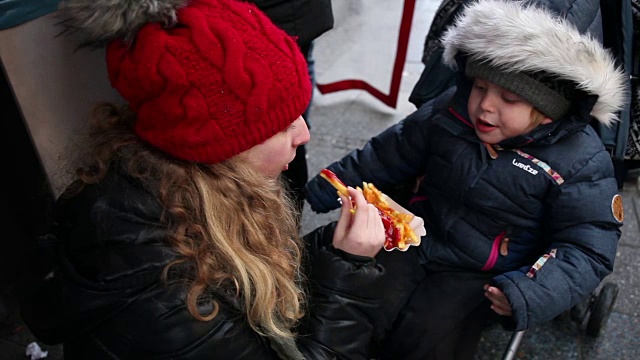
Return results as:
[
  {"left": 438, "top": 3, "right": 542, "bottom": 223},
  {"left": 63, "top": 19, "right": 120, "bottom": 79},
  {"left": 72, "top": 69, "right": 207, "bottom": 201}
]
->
[{"left": 467, "top": 78, "right": 551, "bottom": 144}]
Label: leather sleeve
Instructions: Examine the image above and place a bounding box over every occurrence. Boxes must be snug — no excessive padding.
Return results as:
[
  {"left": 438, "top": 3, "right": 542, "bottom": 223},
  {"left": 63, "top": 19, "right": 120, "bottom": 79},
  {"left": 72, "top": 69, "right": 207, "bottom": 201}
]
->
[
  {"left": 296, "top": 223, "right": 386, "bottom": 360},
  {"left": 60, "top": 224, "right": 385, "bottom": 359}
]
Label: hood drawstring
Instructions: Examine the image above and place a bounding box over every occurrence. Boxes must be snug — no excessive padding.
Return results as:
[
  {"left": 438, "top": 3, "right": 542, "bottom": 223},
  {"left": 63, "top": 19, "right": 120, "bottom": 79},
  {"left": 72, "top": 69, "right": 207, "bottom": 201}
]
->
[{"left": 484, "top": 143, "right": 499, "bottom": 159}]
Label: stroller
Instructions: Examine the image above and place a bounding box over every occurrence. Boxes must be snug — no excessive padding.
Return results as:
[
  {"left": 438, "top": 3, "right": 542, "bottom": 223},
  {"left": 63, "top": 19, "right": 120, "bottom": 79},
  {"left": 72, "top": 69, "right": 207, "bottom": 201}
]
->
[{"left": 408, "top": 0, "right": 637, "bottom": 358}]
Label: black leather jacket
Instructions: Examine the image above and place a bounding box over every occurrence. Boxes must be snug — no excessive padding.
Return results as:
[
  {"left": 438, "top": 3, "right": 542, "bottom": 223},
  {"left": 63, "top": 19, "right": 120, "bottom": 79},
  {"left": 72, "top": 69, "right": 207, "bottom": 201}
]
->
[{"left": 20, "top": 170, "right": 384, "bottom": 359}]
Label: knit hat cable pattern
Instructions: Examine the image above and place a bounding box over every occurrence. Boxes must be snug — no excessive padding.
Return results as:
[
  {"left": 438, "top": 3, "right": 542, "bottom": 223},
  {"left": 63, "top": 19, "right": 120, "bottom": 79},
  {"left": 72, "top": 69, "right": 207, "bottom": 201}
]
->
[{"left": 106, "top": 0, "right": 311, "bottom": 163}]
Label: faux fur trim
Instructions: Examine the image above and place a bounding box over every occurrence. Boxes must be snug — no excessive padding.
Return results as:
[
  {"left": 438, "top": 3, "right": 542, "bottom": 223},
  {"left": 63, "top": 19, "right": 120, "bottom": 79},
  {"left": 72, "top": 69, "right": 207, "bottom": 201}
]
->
[
  {"left": 59, "top": 0, "right": 189, "bottom": 47},
  {"left": 441, "top": 0, "right": 628, "bottom": 126}
]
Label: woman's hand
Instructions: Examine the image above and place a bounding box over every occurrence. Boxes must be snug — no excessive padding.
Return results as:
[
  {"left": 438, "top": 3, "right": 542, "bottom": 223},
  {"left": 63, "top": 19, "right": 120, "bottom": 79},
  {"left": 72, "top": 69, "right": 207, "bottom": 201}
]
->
[
  {"left": 332, "top": 187, "right": 385, "bottom": 258},
  {"left": 484, "top": 285, "right": 512, "bottom": 316}
]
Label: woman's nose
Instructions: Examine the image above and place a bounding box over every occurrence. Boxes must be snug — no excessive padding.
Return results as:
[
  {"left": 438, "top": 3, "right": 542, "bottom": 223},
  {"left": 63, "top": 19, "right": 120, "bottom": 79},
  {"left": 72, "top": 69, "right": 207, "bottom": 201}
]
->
[{"left": 293, "top": 116, "right": 310, "bottom": 146}]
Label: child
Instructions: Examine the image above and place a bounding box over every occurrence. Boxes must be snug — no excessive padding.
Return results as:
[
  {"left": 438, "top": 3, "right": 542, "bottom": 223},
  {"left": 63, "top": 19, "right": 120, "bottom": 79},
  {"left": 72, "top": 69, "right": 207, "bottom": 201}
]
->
[
  {"left": 19, "top": 0, "right": 387, "bottom": 358},
  {"left": 303, "top": 0, "right": 627, "bottom": 358}
]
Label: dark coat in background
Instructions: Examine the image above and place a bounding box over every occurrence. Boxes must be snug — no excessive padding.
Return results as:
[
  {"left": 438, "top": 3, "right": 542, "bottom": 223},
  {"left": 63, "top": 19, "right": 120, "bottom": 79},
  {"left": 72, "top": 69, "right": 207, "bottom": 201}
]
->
[{"left": 249, "top": 0, "right": 333, "bottom": 56}]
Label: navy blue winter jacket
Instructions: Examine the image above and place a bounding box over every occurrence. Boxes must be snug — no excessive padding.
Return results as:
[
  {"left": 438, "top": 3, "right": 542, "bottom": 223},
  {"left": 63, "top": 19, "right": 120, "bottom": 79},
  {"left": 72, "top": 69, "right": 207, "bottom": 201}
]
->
[{"left": 303, "top": 84, "right": 622, "bottom": 331}]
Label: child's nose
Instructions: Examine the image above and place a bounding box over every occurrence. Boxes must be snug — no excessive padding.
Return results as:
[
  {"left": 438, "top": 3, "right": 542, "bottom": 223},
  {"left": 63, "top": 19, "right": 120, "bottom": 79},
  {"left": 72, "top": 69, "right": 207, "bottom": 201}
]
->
[{"left": 479, "top": 93, "right": 498, "bottom": 112}]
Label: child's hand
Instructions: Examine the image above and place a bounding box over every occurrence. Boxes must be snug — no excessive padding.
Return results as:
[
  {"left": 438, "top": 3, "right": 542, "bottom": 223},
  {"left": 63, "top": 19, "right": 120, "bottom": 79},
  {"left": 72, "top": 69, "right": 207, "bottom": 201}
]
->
[
  {"left": 332, "top": 187, "right": 385, "bottom": 258},
  {"left": 484, "top": 284, "right": 512, "bottom": 316}
]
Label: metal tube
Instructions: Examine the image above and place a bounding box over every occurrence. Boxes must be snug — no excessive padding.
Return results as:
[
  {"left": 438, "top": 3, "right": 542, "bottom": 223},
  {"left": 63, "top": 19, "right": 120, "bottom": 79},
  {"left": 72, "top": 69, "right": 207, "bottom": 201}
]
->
[{"left": 502, "top": 330, "right": 526, "bottom": 360}]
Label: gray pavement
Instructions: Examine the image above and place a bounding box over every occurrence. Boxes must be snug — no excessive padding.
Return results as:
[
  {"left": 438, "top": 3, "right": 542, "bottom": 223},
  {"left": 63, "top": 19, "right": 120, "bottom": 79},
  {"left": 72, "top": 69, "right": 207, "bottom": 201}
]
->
[{"left": 302, "top": 1, "right": 640, "bottom": 359}]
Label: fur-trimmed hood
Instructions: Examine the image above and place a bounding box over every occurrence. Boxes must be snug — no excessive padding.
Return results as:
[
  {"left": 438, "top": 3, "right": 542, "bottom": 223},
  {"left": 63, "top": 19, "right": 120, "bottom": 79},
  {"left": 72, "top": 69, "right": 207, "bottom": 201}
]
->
[
  {"left": 59, "top": 0, "right": 189, "bottom": 46},
  {"left": 441, "top": 0, "right": 628, "bottom": 126}
]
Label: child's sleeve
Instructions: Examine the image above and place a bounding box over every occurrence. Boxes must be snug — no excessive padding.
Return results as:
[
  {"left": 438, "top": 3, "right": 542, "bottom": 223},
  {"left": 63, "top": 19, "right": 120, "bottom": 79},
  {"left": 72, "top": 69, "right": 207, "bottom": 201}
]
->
[
  {"left": 304, "top": 103, "right": 436, "bottom": 213},
  {"left": 493, "top": 149, "right": 622, "bottom": 331}
]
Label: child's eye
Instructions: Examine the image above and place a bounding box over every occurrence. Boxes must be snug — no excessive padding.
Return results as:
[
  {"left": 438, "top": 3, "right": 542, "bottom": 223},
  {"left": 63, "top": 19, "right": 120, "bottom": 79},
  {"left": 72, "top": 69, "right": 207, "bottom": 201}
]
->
[
  {"left": 473, "top": 83, "right": 486, "bottom": 91},
  {"left": 473, "top": 79, "right": 488, "bottom": 92},
  {"left": 502, "top": 92, "right": 523, "bottom": 104},
  {"left": 502, "top": 96, "right": 520, "bottom": 104}
]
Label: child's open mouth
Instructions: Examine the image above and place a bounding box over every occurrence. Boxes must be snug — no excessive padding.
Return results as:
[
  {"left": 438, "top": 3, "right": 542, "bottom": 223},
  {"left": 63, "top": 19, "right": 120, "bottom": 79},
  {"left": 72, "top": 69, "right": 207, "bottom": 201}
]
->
[{"left": 475, "top": 118, "right": 497, "bottom": 133}]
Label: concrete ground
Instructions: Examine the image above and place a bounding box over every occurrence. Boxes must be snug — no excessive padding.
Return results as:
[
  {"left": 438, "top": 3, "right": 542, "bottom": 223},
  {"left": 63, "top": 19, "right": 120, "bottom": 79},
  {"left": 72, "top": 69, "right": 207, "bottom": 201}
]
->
[{"left": 1, "top": 1, "right": 638, "bottom": 359}]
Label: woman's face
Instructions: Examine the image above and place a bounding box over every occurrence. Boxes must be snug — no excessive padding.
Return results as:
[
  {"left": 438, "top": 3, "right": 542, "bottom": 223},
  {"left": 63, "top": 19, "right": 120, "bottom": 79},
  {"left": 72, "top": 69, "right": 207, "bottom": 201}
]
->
[
  {"left": 239, "top": 116, "right": 310, "bottom": 179},
  {"left": 467, "top": 78, "right": 552, "bottom": 144}
]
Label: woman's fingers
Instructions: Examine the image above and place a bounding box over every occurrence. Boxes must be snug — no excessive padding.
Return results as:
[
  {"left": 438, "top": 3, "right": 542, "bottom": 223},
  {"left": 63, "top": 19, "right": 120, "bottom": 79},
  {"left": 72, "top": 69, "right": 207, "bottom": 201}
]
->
[
  {"left": 332, "top": 187, "right": 385, "bottom": 257},
  {"left": 347, "top": 188, "right": 370, "bottom": 229},
  {"left": 348, "top": 188, "right": 385, "bottom": 251},
  {"left": 333, "top": 190, "right": 353, "bottom": 242}
]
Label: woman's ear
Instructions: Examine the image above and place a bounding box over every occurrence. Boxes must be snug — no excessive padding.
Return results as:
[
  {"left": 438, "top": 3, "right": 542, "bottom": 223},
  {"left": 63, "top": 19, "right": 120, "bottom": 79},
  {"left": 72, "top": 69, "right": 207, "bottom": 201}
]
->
[{"left": 541, "top": 117, "right": 553, "bottom": 125}]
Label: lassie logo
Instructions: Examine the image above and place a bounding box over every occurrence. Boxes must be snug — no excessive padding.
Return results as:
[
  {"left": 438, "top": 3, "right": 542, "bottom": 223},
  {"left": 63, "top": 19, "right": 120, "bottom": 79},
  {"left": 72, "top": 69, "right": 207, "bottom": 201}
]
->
[{"left": 512, "top": 159, "right": 538, "bottom": 175}]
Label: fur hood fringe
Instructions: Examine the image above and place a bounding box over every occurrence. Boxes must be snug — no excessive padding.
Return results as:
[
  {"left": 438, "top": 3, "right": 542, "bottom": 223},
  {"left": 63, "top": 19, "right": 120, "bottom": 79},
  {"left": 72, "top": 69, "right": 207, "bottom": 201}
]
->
[
  {"left": 441, "top": 0, "right": 628, "bottom": 126},
  {"left": 59, "top": 0, "right": 189, "bottom": 47}
]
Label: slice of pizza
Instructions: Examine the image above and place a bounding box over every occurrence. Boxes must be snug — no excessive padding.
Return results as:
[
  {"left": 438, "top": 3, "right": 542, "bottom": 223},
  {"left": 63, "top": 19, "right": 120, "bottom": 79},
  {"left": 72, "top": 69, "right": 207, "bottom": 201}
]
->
[{"left": 319, "top": 169, "right": 422, "bottom": 251}]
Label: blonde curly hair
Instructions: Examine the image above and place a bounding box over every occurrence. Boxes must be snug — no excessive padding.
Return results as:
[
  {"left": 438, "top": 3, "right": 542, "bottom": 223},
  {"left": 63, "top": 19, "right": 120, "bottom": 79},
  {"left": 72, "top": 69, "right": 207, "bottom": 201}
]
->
[{"left": 73, "top": 103, "right": 305, "bottom": 338}]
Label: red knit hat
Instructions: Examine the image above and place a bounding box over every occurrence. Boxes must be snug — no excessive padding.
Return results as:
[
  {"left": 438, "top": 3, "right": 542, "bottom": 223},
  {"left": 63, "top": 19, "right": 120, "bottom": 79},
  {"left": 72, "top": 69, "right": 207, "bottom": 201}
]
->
[{"left": 96, "top": 0, "right": 311, "bottom": 163}]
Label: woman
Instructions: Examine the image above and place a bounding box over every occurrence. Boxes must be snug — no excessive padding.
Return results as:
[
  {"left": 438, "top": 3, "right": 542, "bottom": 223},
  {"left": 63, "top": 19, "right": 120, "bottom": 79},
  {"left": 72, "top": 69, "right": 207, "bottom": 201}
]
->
[
  {"left": 19, "top": 0, "right": 386, "bottom": 359},
  {"left": 248, "top": 0, "right": 334, "bottom": 215}
]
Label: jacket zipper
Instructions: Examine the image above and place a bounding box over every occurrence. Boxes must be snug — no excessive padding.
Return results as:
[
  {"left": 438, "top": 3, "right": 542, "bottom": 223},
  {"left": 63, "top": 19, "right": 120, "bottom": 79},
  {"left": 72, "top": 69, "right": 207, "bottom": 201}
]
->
[
  {"left": 484, "top": 143, "right": 498, "bottom": 159},
  {"left": 481, "top": 231, "right": 506, "bottom": 271}
]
